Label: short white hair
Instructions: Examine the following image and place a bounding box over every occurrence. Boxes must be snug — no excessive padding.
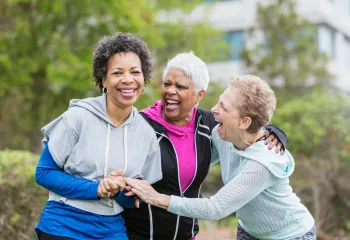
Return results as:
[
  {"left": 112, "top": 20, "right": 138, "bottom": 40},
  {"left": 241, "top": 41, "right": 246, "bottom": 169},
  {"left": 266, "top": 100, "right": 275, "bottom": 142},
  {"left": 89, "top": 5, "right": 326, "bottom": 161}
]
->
[{"left": 162, "top": 52, "right": 210, "bottom": 93}]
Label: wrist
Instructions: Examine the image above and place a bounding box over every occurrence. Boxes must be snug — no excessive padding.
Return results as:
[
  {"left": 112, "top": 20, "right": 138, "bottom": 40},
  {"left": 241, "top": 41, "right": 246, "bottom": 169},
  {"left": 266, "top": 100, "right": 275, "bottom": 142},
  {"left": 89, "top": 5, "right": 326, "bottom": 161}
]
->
[{"left": 156, "top": 194, "right": 171, "bottom": 209}]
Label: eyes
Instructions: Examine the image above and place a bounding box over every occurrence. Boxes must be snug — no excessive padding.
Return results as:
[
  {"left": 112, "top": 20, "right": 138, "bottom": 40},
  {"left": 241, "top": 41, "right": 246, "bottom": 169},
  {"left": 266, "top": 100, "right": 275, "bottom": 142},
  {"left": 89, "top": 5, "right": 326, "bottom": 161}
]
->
[
  {"left": 162, "top": 82, "right": 188, "bottom": 90},
  {"left": 219, "top": 102, "right": 228, "bottom": 112},
  {"left": 113, "top": 71, "right": 141, "bottom": 76}
]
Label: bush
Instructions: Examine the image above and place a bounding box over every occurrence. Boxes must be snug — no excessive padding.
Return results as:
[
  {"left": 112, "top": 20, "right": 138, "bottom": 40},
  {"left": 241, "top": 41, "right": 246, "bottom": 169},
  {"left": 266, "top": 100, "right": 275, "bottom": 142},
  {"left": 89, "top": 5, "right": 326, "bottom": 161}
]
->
[{"left": 0, "top": 150, "right": 47, "bottom": 240}]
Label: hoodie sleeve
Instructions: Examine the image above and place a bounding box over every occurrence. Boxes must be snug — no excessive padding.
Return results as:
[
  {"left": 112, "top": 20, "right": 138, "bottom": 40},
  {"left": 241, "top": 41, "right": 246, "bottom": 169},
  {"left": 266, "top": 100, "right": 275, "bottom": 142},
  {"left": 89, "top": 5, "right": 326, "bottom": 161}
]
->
[
  {"left": 141, "top": 132, "right": 163, "bottom": 184},
  {"left": 41, "top": 111, "right": 79, "bottom": 168},
  {"left": 35, "top": 143, "right": 99, "bottom": 200}
]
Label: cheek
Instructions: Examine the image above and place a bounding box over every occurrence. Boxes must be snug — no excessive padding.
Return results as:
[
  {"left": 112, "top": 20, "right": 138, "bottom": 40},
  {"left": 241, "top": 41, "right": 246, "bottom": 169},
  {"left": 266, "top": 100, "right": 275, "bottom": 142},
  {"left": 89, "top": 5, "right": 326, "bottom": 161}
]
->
[
  {"left": 161, "top": 88, "right": 167, "bottom": 97},
  {"left": 180, "top": 93, "right": 196, "bottom": 107}
]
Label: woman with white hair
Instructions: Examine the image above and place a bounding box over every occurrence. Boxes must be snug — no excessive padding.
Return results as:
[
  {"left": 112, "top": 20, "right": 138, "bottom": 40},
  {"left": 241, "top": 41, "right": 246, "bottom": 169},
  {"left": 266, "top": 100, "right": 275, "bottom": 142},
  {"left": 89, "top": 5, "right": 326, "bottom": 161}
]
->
[
  {"left": 125, "top": 75, "right": 316, "bottom": 239},
  {"left": 118, "top": 55, "right": 286, "bottom": 239}
]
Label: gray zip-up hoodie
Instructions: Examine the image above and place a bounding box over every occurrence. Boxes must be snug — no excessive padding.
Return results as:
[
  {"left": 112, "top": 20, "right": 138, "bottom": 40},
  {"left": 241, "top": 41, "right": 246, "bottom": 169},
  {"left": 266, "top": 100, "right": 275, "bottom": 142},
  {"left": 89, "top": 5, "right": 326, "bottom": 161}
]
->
[{"left": 41, "top": 95, "right": 162, "bottom": 215}]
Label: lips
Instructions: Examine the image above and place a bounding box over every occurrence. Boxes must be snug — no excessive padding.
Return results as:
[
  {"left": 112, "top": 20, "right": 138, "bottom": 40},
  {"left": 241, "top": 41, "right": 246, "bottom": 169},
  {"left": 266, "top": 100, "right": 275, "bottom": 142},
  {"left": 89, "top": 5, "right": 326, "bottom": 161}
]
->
[
  {"left": 217, "top": 121, "right": 223, "bottom": 132},
  {"left": 118, "top": 88, "right": 137, "bottom": 98},
  {"left": 165, "top": 99, "right": 180, "bottom": 111}
]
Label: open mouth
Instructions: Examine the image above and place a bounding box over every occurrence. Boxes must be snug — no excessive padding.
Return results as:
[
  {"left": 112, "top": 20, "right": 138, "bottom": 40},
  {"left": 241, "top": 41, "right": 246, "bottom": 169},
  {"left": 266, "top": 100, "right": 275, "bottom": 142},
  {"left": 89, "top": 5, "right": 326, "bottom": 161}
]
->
[
  {"left": 118, "top": 88, "right": 137, "bottom": 98},
  {"left": 165, "top": 99, "right": 180, "bottom": 111},
  {"left": 216, "top": 119, "right": 223, "bottom": 131}
]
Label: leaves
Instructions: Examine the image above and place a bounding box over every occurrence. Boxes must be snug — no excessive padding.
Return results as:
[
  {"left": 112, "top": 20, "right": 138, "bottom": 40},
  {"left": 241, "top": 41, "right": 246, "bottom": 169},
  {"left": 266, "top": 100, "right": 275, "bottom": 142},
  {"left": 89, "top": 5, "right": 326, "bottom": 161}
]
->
[
  {"left": 241, "top": 0, "right": 331, "bottom": 89},
  {"left": 0, "top": 0, "right": 226, "bottom": 152}
]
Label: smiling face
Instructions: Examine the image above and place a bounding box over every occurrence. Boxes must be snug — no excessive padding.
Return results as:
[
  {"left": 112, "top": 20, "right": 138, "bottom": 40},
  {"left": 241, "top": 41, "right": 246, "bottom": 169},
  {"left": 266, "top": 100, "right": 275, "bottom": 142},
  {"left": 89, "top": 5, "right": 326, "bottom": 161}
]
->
[
  {"left": 211, "top": 87, "right": 243, "bottom": 143},
  {"left": 161, "top": 68, "right": 205, "bottom": 126},
  {"left": 103, "top": 52, "right": 144, "bottom": 110}
]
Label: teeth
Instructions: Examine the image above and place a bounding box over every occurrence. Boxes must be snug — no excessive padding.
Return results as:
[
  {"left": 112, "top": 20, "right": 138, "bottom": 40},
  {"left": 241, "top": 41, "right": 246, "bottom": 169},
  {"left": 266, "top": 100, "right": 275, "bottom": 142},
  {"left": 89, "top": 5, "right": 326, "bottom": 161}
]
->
[
  {"left": 167, "top": 100, "right": 179, "bottom": 104},
  {"left": 120, "top": 89, "right": 134, "bottom": 93}
]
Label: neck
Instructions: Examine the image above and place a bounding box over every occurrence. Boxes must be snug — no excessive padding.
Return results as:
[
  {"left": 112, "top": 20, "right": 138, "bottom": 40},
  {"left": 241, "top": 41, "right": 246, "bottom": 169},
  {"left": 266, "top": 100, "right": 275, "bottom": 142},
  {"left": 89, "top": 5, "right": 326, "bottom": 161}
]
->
[
  {"left": 106, "top": 97, "right": 132, "bottom": 127},
  {"left": 235, "top": 128, "right": 265, "bottom": 151},
  {"left": 162, "top": 109, "right": 194, "bottom": 127}
]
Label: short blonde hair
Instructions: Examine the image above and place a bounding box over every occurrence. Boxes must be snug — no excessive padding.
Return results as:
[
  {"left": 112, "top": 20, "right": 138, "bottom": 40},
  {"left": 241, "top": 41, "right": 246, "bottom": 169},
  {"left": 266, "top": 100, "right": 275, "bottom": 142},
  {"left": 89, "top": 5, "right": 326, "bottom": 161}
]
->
[{"left": 229, "top": 75, "right": 276, "bottom": 133}]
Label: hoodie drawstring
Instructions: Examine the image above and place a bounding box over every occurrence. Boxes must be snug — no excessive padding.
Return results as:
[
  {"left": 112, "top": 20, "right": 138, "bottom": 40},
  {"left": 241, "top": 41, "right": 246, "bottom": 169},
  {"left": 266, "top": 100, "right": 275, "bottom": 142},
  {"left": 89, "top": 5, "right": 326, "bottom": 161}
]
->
[
  {"left": 104, "top": 124, "right": 111, "bottom": 178},
  {"left": 123, "top": 125, "right": 128, "bottom": 174},
  {"left": 104, "top": 123, "right": 128, "bottom": 213}
]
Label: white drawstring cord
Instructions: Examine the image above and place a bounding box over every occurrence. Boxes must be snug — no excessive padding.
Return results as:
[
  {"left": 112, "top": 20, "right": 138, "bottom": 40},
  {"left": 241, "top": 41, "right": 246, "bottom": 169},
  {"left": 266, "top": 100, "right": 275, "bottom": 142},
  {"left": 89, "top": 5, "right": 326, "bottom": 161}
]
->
[
  {"left": 103, "top": 124, "right": 117, "bottom": 212},
  {"left": 104, "top": 123, "right": 129, "bottom": 213},
  {"left": 123, "top": 125, "right": 128, "bottom": 175},
  {"left": 104, "top": 124, "right": 111, "bottom": 178}
]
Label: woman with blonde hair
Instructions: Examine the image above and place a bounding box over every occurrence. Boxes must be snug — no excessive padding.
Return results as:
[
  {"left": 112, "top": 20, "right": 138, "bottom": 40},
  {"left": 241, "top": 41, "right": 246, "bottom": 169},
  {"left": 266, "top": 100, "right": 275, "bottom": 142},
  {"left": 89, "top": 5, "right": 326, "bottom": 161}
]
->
[{"left": 126, "top": 75, "right": 316, "bottom": 239}]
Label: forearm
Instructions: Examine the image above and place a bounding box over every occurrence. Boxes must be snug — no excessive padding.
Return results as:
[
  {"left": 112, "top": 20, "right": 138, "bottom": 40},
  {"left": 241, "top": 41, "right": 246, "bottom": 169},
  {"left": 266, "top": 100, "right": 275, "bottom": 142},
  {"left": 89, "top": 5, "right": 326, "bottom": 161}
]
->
[
  {"left": 155, "top": 194, "right": 171, "bottom": 209},
  {"left": 167, "top": 162, "right": 276, "bottom": 221},
  {"left": 35, "top": 145, "right": 99, "bottom": 200},
  {"left": 36, "top": 167, "right": 99, "bottom": 200}
]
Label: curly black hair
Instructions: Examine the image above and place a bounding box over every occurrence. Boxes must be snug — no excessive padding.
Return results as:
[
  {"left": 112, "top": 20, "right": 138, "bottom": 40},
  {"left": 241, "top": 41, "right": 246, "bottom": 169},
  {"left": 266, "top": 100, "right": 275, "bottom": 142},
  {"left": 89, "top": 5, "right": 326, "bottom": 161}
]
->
[{"left": 92, "top": 33, "right": 152, "bottom": 90}]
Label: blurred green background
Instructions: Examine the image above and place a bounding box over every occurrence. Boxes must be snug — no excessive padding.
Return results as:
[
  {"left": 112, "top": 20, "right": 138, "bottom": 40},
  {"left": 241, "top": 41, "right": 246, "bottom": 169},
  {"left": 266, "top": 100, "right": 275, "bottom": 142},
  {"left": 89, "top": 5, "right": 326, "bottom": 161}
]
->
[{"left": 0, "top": 0, "right": 349, "bottom": 239}]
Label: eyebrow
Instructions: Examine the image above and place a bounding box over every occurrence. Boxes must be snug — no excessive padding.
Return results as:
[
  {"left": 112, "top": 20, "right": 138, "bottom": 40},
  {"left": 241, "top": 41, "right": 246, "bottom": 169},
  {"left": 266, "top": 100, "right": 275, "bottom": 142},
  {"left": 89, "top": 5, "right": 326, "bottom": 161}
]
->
[
  {"left": 164, "top": 79, "right": 189, "bottom": 85},
  {"left": 111, "top": 66, "right": 141, "bottom": 71}
]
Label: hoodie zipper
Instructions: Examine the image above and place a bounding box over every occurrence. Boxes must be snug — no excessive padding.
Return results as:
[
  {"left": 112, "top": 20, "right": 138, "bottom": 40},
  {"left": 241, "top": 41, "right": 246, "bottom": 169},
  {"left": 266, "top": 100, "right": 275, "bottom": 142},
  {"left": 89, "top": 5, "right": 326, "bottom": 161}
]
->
[
  {"left": 157, "top": 132, "right": 182, "bottom": 240},
  {"left": 156, "top": 114, "right": 202, "bottom": 240}
]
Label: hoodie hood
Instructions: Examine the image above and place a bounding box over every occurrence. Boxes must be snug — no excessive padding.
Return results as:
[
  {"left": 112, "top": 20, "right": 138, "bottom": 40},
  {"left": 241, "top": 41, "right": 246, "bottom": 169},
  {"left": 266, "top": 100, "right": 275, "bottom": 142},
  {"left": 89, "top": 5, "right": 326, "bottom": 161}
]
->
[
  {"left": 234, "top": 141, "right": 295, "bottom": 178},
  {"left": 69, "top": 95, "right": 138, "bottom": 130}
]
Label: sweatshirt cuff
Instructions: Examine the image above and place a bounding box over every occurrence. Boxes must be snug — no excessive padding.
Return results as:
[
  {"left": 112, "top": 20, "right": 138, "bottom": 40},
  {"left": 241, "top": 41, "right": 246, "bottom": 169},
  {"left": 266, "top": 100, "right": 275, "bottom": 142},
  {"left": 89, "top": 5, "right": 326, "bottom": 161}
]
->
[
  {"left": 167, "top": 195, "right": 182, "bottom": 215},
  {"left": 88, "top": 181, "right": 100, "bottom": 200}
]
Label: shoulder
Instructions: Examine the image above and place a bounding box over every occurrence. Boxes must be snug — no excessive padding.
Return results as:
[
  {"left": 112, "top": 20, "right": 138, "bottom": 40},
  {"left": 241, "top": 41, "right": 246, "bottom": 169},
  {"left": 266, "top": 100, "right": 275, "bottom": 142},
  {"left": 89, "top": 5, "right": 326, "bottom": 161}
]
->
[
  {"left": 197, "top": 108, "right": 217, "bottom": 131},
  {"left": 135, "top": 112, "right": 157, "bottom": 137},
  {"left": 62, "top": 107, "right": 88, "bottom": 129}
]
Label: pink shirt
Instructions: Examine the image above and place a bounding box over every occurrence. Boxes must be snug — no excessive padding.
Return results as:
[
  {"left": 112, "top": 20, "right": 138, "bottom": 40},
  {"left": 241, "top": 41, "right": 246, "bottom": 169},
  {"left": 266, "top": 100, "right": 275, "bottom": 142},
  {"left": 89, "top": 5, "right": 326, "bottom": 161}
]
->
[{"left": 141, "top": 100, "right": 197, "bottom": 192}]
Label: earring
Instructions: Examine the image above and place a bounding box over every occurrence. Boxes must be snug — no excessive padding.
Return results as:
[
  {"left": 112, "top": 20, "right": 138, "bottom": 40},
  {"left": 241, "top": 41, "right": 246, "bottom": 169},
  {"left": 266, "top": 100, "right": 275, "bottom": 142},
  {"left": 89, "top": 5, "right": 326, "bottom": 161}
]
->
[{"left": 102, "top": 87, "right": 108, "bottom": 95}]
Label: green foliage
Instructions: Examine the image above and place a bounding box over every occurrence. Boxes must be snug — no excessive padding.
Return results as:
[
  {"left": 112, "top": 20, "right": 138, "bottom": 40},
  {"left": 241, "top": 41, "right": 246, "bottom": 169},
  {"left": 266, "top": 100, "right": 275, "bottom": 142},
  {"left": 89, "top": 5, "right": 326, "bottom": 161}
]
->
[
  {"left": 0, "top": 0, "right": 226, "bottom": 152},
  {"left": 241, "top": 0, "right": 331, "bottom": 88},
  {"left": 0, "top": 149, "right": 38, "bottom": 186},
  {"left": 272, "top": 90, "right": 350, "bottom": 160},
  {"left": 0, "top": 150, "right": 47, "bottom": 240},
  {"left": 271, "top": 89, "right": 350, "bottom": 234},
  {"left": 199, "top": 82, "right": 225, "bottom": 111}
]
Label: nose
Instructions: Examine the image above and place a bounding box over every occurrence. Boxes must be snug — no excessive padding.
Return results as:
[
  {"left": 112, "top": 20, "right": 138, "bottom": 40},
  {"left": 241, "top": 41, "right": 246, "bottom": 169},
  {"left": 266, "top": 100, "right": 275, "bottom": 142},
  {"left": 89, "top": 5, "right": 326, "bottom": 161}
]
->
[
  {"left": 211, "top": 104, "right": 218, "bottom": 114},
  {"left": 121, "top": 73, "right": 134, "bottom": 84},
  {"left": 166, "top": 85, "right": 177, "bottom": 94}
]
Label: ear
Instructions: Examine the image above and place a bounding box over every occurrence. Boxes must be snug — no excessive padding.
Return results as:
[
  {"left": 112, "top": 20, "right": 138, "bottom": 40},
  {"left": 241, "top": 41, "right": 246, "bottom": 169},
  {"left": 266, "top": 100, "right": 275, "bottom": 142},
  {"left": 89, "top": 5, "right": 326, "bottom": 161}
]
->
[
  {"left": 239, "top": 116, "right": 252, "bottom": 130},
  {"left": 196, "top": 90, "right": 206, "bottom": 103},
  {"left": 102, "top": 77, "right": 107, "bottom": 88}
]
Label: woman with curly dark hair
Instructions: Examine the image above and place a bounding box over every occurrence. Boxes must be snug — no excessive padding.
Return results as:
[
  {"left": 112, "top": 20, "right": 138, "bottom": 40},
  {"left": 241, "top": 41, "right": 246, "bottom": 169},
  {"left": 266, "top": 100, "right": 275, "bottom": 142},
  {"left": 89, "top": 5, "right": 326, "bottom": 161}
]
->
[{"left": 34, "top": 33, "right": 162, "bottom": 240}]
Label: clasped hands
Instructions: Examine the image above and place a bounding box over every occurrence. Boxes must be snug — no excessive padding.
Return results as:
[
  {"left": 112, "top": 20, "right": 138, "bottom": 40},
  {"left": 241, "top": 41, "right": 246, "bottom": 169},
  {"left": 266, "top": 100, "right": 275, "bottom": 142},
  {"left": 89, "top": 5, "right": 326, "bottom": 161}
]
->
[{"left": 97, "top": 170, "right": 145, "bottom": 207}]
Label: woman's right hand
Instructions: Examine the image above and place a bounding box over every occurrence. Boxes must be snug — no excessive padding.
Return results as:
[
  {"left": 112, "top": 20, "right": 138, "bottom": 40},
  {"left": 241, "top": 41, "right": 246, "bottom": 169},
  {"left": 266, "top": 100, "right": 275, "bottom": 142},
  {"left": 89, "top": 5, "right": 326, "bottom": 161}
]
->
[
  {"left": 97, "top": 170, "right": 126, "bottom": 198},
  {"left": 125, "top": 178, "right": 171, "bottom": 209}
]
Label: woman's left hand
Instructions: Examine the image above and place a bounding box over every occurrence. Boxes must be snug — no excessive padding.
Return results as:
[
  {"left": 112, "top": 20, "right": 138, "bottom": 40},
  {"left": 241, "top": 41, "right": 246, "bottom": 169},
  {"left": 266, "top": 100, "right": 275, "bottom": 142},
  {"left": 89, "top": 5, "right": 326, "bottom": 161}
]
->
[
  {"left": 125, "top": 178, "right": 170, "bottom": 209},
  {"left": 265, "top": 130, "right": 285, "bottom": 155}
]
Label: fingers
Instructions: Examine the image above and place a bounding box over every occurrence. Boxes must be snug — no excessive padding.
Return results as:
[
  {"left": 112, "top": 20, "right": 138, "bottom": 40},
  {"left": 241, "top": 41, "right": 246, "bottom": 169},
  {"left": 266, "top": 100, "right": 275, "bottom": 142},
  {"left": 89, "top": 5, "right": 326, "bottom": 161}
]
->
[
  {"left": 124, "top": 191, "right": 135, "bottom": 197},
  {"left": 275, "top": 143, "right": 282, "bottom": 153},
  {"left": 125, "top": 178, "right": 143, "bottom": 188},
  {"left": 265, "top": 130, "right": 270, "bottom": 138},
  {"left": 97, "top": 180, "right": 109, "bottom": 198},
  {"left": 106, "top": 177, "right": 125, "bottom": 192},
  {"left": 103, "top": 178, "right": 114, "bottom": 196},
  {"left": 135, "top": 197, "right": 140, "bottom": 208},
  {"left": 280, "top": 148, "right": 285, "bottom": 155},
  {"left": 109, "top": 169, "right": 124, "bottom": 176},
  {"left": 264, "top": 134, "right": 275, "bottom": 145},
  {"left": 268, "top": 138, "right": 278, "bottom": 150}
]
